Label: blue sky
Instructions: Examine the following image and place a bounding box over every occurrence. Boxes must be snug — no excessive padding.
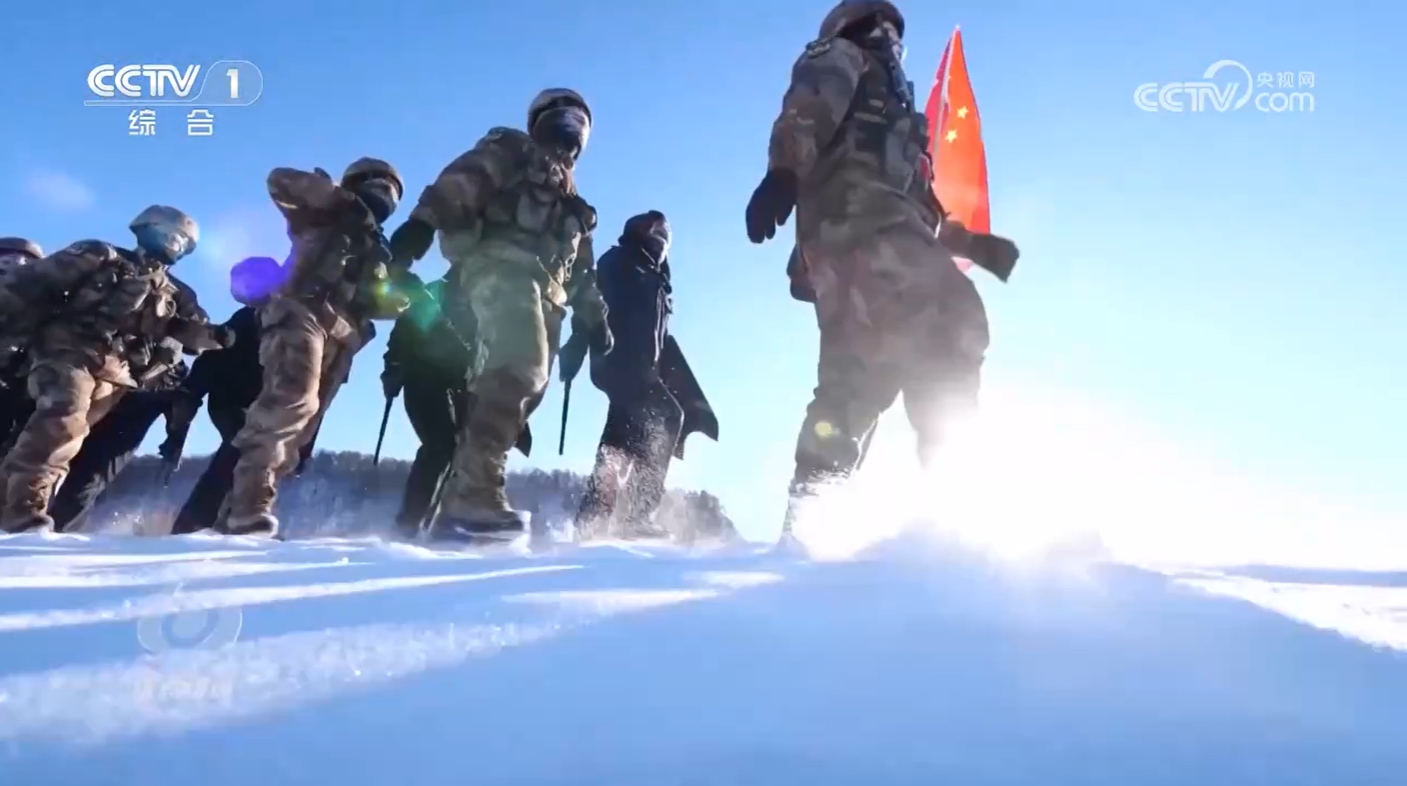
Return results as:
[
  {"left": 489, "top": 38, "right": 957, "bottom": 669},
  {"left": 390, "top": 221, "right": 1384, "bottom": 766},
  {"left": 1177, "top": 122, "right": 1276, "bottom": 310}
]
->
[{"left": 2, "top": 0, "right": 1403, "bottom": 546}]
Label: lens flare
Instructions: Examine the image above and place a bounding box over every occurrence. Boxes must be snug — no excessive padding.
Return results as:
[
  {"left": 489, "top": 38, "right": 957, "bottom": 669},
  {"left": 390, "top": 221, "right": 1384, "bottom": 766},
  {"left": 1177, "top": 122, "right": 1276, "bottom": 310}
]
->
[{"left": 789, "top": 384, "right": 1398, "bottom": 571}]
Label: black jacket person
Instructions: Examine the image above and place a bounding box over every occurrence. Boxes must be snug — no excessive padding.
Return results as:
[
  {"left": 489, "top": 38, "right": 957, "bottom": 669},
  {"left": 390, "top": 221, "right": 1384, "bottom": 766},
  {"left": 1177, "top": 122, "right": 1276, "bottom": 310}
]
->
[
  {"left": 383, "top": 278, "right": 532, "bottom": 538},
  {"left": 167, "top": 303, "right": 266, "bottom": 534},
  {"left": 573, "top": 211, "right": 717, "bottom": 539}
]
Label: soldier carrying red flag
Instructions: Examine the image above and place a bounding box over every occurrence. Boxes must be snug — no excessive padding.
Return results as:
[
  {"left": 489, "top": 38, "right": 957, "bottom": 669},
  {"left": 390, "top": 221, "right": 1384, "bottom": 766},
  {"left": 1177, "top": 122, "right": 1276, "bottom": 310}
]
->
[{"left": 748, "top": 1, "right": 1019, "bottom": 545}]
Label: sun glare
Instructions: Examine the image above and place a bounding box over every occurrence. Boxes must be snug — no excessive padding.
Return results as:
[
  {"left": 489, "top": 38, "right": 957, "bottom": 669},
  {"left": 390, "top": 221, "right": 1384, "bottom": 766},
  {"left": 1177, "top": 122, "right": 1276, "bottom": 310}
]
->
[{"left": 791, "top": 384, "right": 1403, "bottom": 570}]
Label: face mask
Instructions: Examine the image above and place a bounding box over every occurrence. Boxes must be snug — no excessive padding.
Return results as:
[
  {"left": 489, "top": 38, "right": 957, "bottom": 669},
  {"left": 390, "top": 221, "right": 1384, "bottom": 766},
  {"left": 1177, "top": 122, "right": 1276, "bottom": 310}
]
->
[
  {"left": 624, "top": 212, "right": 671, "bottom": 261},
  {"left": 865, "top": 19, "right": 905, "bottom": 63},
  {"left": 639, "top": 233, "right": 669, "bottom": 262},
  {"left": 352, "top": 178, "right": 399, "bottom": 224},
  {"left": 531, "top": 105, "right": 591, "bottom": 159},
  {"left": 132, "top": 223, "right": 196, "bottom": 263},
  {"left": 643, "top": 223, "right": 671, "bottom": 259}
]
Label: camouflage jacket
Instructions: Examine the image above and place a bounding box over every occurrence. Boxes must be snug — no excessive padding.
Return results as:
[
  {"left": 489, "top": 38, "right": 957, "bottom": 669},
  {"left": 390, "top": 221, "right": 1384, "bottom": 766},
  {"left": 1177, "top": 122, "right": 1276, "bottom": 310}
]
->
[
  {"left": 0, "top": 241, "right": 220, "bottom": 386},
  {"left": 266, "top": 166, "right": 401, "bottom": 328},
  {"left": 769, "top": 36, "right": 941, "bottom": 243},
  {"left": 408, "top": 127, "right": 605, "bottom": 325}
]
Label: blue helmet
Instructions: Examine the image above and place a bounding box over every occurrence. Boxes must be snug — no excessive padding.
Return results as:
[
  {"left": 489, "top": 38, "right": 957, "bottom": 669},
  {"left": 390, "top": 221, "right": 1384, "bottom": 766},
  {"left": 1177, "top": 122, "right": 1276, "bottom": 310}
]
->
[{"left": 130, "top": 205, "right": 199, "bottom": 263}]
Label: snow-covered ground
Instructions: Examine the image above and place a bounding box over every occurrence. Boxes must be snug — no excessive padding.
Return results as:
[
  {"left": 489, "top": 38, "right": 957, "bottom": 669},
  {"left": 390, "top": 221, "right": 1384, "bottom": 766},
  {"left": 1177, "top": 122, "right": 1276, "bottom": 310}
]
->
[{"left": 2, "top": 528, "right": 1406, "bottom": 785}]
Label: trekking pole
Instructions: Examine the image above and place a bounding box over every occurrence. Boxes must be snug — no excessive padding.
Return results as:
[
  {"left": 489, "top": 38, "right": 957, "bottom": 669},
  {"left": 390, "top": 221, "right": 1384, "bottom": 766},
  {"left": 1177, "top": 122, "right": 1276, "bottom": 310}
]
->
[
  {"left": 557, "top": 379, "right": 572, "bottom": 455},
  {"left": 372, "top": 395, "right": 394, "bottom": 465},
  {"left": 422, "top": 465, "right": 451, "bottom": 532}
]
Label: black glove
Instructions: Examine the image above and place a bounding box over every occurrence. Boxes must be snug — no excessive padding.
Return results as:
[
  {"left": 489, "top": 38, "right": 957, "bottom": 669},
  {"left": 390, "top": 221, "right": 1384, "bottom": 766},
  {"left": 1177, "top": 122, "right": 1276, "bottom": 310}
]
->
[
  {"left": 157, "top": 438, "right": 182, "bottom": 485},
  {"left": 381, "top": 364, "right": 403, "bottom": 399},
  {"left": 211, "top": 324, "right": 236, "bottom": 349},
  {"left": 967, "top": 233, "right": 1020, "bottom": 283},
  {"left": 559, "top": 332, "right": 588, "bottom": 383},
  {"left": 593, "top": 319, "right": 614, "bottom": 356},
  {"left": 745, "top": 169, "right": 798, "bottom": 244},
  {"left": 389, "top": 218, "right": 436, "bottom": 266},
  {"left": 157, "top": 437, "right": 180, "bottom": 463}
]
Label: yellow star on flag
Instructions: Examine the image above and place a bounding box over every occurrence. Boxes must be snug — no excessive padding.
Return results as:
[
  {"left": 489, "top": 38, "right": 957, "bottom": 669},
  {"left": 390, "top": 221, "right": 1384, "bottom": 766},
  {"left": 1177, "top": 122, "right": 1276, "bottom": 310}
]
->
[{"left": 925, "top": 27, "right": 990, "bottom": 239}]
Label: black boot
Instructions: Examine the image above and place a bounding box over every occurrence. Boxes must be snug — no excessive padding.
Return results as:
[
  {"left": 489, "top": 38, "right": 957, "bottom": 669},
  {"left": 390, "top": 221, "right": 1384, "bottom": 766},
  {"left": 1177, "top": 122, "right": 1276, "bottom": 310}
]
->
[{"left": 430, "top": 505, "right": 526, "bottom": 543}]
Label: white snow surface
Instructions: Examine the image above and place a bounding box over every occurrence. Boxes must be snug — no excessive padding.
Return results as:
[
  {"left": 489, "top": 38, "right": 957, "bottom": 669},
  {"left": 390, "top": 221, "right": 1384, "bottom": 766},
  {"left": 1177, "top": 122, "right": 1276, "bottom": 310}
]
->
[{"left": 1, "top": 527, "right": 1405, "bottom": 785}]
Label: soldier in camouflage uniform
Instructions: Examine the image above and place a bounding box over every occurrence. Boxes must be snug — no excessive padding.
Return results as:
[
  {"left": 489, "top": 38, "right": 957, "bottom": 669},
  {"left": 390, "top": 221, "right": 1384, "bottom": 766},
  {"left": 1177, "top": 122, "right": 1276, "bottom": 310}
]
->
[
  {"left": 382, "top": 276, "right": 535, "bottom": 539},
  {"left": 47, "top": 352, "right": 190, "bottom": 532},
  {"left": 49, "top": 276, "right": 210, "bottom": 531},
  {"left": 221, "top": 159, "right": 409, "bottom": 538},
  {"left": 0, "top": 207, "right": 227, "bottom": 532},
  {"left": 745, "top": 0, "right": 1017, "bottom": 537},
  {"left": 0, "top": 238, "right": 44, "bottom": 448},
  {"left": 389, "top": 88, "right": 612, "bottom": 540}
]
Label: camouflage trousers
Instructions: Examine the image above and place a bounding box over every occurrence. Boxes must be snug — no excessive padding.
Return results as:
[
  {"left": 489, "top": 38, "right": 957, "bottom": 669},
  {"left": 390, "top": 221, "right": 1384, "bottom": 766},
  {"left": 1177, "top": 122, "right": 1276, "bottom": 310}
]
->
[
  {"left": 439, "top": 262, "right": 564, "bottom": 520},
  {"left": 793, "top": 217, "right": 989, "bottom": 490},
  {"left": 225, "top": 299, "right": 362, "bottom": 529},
  {"left": 0, "top": 360, "right": 126, "bottom": 532}
]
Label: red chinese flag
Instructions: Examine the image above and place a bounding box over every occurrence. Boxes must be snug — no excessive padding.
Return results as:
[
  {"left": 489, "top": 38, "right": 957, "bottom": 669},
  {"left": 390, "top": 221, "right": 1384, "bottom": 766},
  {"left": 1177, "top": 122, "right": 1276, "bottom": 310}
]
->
[{"left": 925, "top": 28, "right": 991, "bottom": 249}]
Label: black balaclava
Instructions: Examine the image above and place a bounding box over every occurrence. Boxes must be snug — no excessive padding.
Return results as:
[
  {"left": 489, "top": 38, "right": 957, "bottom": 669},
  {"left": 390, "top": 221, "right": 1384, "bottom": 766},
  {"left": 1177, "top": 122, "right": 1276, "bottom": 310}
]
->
[{"left": 621, "top": 210, "right": 671, "bottom": 263}]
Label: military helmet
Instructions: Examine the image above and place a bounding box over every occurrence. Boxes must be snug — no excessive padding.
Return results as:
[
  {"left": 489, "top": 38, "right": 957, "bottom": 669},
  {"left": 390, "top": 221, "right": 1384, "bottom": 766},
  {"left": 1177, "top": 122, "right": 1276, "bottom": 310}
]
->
[
  {"left": 342, "top": 157, "right": 403, "bottom": 200},
  {"left": 130, "top": 205, "right": 200, "bottom": 245},
  {"left": 528, "top": 88, "right": 591, "bottom": 129},
  {"left": 818, "top": 0, "right": 904, "bottom": 40},
  {"left": 0, "top": 237, "right": 43, "bottom": 259}
]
